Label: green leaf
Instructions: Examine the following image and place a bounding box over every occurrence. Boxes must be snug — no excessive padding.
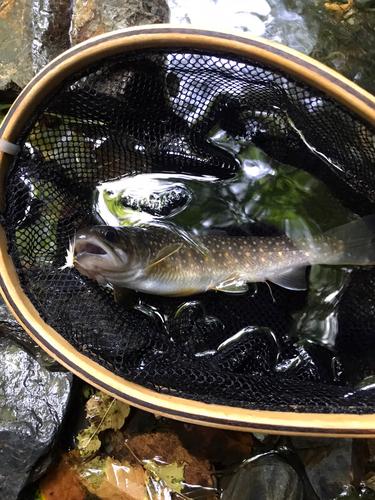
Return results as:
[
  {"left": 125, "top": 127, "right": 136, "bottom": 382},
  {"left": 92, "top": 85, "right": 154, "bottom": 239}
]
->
[
  {"left": 76, "top": 425, "right": 101, "bottom": 458},
  {"left": 78, "top": 455, "right": 107, "bottom": 490},
  {"left": 86, "top": 391, "right": 130, "bottom": 430},
  {"left": 144, "top": 460, "right": 186, "bottom": 495},
  {"left": 77, "top": 391, "right": 130, "bottom": 457}
]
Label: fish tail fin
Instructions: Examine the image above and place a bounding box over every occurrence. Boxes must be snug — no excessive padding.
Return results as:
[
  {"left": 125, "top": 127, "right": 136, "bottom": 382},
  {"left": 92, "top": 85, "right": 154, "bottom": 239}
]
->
[{"left": 322, "top": 215, "right": 375, "bottom": 265}]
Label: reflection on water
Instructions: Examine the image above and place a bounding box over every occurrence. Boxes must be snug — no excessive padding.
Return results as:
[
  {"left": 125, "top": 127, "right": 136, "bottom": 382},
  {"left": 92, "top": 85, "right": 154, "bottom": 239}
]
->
[
  {"left": 168, "top": 0, "right": 375, "bottom": 93},
  {"left": 293, "top": 266, "right": 350, "bottom": 348},
  {"left": 168, "top": 0, "right": 271, "bottom": 37},
  {"left": 168, "top": 0, "right": 318, "bottom": 54}
]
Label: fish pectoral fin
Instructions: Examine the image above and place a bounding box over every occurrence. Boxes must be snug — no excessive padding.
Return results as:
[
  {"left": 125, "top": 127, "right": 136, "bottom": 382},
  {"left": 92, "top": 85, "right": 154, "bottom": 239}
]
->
[
  {"left": 211, "top": 276, "right": 249, "bottom": 294},
  {"left": 267, "top": 267, "right": 307, "bottom": 291},
  {"left": 143, "top": 243, "right": 183, "bottom": 271}
]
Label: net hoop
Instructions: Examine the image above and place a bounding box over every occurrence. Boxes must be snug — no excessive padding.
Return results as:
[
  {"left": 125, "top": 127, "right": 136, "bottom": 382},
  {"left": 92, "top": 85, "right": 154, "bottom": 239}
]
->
[{"left": 1, "top": 25, "right": 375, "bottom": 436}]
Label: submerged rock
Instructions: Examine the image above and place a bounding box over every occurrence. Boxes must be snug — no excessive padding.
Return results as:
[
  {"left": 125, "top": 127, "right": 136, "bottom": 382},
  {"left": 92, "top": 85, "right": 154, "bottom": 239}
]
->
[
  {"left": 222, "top": 454, "right": 305, "bottom": 500},
  {"left": 0, "top": 334, "right": 73, "bottom": 498}
]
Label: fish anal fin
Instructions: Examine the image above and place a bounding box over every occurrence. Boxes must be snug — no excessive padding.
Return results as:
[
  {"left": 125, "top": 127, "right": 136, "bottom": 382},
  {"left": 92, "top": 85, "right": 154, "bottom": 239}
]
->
[
  {"left": 212, "top": 276, "right": 249, "bottom": 294},
  {"left": 143, "top": 243, "right": 183, "bottom": 271},
  {"left": 268, "top": 267, "right": 307, "bottom": 291}
]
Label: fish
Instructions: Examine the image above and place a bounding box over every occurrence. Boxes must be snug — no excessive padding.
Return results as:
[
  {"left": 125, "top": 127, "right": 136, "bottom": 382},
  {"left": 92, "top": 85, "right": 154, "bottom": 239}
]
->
[{"left": 69, "top": 217, "right": 375, "bottom": 297}]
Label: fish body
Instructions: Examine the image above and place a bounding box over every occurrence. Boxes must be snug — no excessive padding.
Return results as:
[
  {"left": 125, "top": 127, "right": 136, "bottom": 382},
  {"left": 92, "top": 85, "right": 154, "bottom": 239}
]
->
[{"left": 72, "top": 217, "right": 375, "bottom": 296}]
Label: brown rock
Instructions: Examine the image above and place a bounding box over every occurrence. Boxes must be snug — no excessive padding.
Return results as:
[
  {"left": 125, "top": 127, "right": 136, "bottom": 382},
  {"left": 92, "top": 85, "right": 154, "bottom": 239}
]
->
[
  {"left": 70, "top": 0, "right": 170, "bottom": 45},
  {"left": 0, "top": 0, "right": 169, "bottom": 91}
]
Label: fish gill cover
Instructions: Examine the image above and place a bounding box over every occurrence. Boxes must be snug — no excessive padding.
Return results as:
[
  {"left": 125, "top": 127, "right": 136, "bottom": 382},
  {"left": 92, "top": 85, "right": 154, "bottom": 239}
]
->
[{"left": 3, "top": 48, "right": 375, "bottom": 413}]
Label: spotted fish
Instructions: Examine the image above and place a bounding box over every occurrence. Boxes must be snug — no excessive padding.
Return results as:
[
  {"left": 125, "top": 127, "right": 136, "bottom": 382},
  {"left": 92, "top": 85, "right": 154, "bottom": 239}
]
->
[{"left": 70, "top": 217, "right": 375, "bottom": 296}]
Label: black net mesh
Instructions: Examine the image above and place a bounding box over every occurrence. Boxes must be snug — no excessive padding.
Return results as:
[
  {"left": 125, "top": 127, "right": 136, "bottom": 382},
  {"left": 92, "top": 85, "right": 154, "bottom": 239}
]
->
[{"left": 3, "top": 48, "right": 375, "bottom": 413}]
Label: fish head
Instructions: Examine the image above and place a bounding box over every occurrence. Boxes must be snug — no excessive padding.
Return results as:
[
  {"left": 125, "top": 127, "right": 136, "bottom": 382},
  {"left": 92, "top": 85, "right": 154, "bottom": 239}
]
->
[{"left": 73, "top": 226, "right": 145, "bottom": 284}]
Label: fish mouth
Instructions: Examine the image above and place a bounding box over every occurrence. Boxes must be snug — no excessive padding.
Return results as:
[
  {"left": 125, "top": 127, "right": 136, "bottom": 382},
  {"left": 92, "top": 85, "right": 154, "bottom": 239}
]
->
[
  {"left": 74, "top": 241, "right": 108, "bottom": 256},
  {"left": 73, "top": 236, "right": 124, "bottom": 273}
]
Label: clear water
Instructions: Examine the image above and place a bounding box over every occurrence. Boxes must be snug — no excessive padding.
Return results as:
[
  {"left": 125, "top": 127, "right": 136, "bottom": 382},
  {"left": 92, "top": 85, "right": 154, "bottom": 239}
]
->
[{"left": 92, "top": 131, "right": 356, "bottom": 353}]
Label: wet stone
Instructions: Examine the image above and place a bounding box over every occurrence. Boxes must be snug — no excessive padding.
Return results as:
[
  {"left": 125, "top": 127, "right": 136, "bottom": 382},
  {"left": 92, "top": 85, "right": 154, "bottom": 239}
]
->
[
  {"left": 222, "top": 454, "right": 304, "bottom": 500},
  {"left": 0, "top": 335, "right": 73, "bottom": 498},
  {"left": 290, "top": 436, "right": 336, "bottom": 450},
  {"left": 296, "top": 438, "right": 367, "bottom": 500},
  {"left": 0, "top": 0, "right": 169, "bottom": 91},
  {"left": 70, "top": 0, "right": 170, "bottom": 45},
  {"left": 0, "top": 295, "right": 58, "bottom": 368}
]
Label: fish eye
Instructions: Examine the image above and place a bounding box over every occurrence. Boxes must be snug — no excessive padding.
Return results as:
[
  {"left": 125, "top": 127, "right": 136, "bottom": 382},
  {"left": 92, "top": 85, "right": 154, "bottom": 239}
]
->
[{"left": 105, "top": 229, "right": 116, "bottom": 242}]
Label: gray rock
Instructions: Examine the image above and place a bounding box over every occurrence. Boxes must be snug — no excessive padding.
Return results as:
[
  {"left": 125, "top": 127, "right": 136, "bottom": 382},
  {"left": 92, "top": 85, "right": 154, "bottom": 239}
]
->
[
  {"left": 0, "top": 0, "right": 72, "bottom": 88},
  {"left": 0, "top": 295, "right": 58, "bottom": 368},
  {"left": 222, "top": 454, "right": 304, "bottom": 500},
  {"left": 0, "top": 335, "right": 73, "bottom": 498},
  {"left": 31, "top": 0, "right": 72, "bottom": 75},
  {"left": 290, "top": 436, "right": 336, "bottom": 450},
  {"left": 70, "top": 0, "right": 170, "bottom": 45},
  {"left": 0, "top": 0, "right": 34, "bottom": 90},
  {"left": 0, "top": 0, "right": 169, "bottom": 91},
  {"left": 298, "top": 439, "right": 366, "bottom": 500}
]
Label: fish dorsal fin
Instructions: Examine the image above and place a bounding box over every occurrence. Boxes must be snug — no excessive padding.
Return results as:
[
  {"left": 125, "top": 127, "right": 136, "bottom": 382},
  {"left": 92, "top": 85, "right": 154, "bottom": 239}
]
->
[
  {"left": 143, "top": 243, "right": 183, "bottom": 271},
  {"left": 211, "top": 276, "right": 249, "bottom": 294},
  {"left": 268, "top": 267, "right": 307, "bottom": 291}
]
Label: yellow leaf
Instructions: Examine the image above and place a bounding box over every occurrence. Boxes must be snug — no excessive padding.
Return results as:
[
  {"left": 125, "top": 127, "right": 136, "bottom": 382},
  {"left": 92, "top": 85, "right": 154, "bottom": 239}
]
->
[
  {"left": 76, "top": 425, "right": 101, "bottom": 458},
  {"left": 40, "top": 456, "right": 86, "bottom": 500},
  {"left": 76, "top": 455, "right": 107, "bottom": 490},
  {"left": 81, "top": 457, "right": 147, "bottom": 500},
  {"left": 77, "top": 391, "right": 130, "bottom": 457},
  {"left": 144, "top": 460, "right": 186, "bottom": 495},
  {"left": 86, "top": 391, "right": 130, "bottom": 430}
]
